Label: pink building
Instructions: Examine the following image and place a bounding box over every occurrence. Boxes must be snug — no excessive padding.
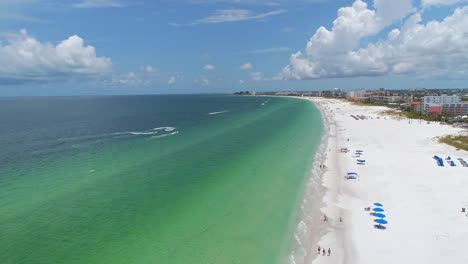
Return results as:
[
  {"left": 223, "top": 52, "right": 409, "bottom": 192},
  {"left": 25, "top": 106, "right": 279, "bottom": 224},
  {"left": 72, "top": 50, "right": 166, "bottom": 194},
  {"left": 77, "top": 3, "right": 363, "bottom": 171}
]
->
[{"left": 428, "top": 105, "right": 442, "bottom": 115}]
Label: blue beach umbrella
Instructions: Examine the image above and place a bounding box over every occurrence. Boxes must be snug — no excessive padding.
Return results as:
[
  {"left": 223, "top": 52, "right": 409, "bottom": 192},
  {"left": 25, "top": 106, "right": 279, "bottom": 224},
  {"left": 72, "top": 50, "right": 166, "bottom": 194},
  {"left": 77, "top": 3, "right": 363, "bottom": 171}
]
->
[
  {"left": 374, "top": 203, "right": 383, "bottom": 207},
  {"left": 373, "top": 208, "right": 385, "bottom": 213},
  {"left": 374, "top": 213, "right": 386, "bottom": 218},
  {"left": 375, "top": 219, "right": 388, "bottom": 225},
  {"left": 374, "top": 218, "right": 388, "bottom": 230}
]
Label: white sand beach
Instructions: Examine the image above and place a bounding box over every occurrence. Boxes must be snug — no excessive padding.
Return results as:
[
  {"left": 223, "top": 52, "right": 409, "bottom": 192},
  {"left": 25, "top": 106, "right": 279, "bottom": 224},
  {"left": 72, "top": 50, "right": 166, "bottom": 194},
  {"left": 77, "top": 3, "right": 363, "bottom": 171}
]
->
[{"left": 301, "top": 98, "right": 468, "bottom": 264}]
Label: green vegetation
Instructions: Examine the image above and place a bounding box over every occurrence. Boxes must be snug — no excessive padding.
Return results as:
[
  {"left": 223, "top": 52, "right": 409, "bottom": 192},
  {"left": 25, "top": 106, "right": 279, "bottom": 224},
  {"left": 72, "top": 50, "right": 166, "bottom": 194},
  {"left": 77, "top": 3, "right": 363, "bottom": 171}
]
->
[
  {"left": 438, "top": 135, "right": 468, "bottom": 151},
  {"left": 379, "top": 110, "right": 460, "bottom": 122},
  {"left": 462, "top": 96, "right": 468, "bottom": 102},
  {"left": 379, "top": 110, "right": 433, "bottom": 120}
]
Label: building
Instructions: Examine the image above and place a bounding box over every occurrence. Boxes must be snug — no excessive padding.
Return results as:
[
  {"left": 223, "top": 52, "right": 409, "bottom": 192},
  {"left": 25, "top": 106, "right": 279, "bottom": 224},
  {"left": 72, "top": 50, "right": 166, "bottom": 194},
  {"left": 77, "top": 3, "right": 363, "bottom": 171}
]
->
[
  {"left": 426, "top": 105, "right": 443, "bottom": 115},
  {"left": 424, "top": 95, "right": 460, "bottom": 105},
  {"left": 346, "top": 90, "right": 367, "bottom": 100},
  {"left": 441, "top": 102, "right": 468, "bottom": 116},
  {"left": 410, "top": 101, "right": 422, "bottom": 113},
  {"left": 370, "top": 95, "right": 412, "bottom": 104},
  {"left": 422, "top": 95, "right": 468, "bottom": 116}
]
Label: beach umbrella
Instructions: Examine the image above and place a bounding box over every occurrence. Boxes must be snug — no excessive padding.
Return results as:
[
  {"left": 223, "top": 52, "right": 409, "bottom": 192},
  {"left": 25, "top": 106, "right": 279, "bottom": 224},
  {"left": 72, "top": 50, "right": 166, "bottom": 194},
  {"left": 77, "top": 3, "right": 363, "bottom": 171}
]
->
[
  {"left": 374, "top": 203, "right": 383, "bottom": 207},
  {"left": 374, "top": 213, "right": 386, "bottom": 218},
  {"left": 356, "top": 150, "right": 364, "bottom": 153},
  {"left": 375, "top": 219, "right": 388, "bottom": 225},
  {"left": 373, "top": 208, "right": 384, "bottom": 212}
]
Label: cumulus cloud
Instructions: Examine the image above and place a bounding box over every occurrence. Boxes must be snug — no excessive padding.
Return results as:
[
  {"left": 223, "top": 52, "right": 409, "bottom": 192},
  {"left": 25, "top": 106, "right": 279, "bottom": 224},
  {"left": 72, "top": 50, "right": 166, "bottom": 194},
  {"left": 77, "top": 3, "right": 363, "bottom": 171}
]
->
[
  {"left": 168, "top": 76, "right": 177, "bottom": 85},
  {"left": 110, "top": 71, "right": 148, "bottom": 86},
  {"left": 170, "top": 9, "right": 286, "bottom": 26},
  {"left": 421, "top": 0, "right": 468, "bottom": 8},
  {"left": 240, "top": 62, "right": 253, "bottom": 70},
  {"left": 203, "top": 64, "right": 215, "bottom": 70},
  {"left": 0, "top": 29, "right": 112, "bottom": 84},
  {"left": 239, "top": 79, "right": 245, "bottom": 84},
  {"left": 73, "top": 0, "right": 125, "bottom": 8},
  {"left": 279, "top": 0, "right": 468, "bottom": 80},
  {"left": 140, "top": 65, "right": 157, "bottom": 73}
]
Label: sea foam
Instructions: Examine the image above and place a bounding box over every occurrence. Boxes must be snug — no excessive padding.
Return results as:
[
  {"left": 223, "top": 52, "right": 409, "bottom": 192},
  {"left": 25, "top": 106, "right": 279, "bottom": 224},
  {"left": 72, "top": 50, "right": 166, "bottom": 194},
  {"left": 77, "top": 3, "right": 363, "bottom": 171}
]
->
[
  {"left": 287, "top": 101, "right": 329, "bottom": 264},
  {"left": 208, "top": 110, "right": 229, "bottom": 115}
]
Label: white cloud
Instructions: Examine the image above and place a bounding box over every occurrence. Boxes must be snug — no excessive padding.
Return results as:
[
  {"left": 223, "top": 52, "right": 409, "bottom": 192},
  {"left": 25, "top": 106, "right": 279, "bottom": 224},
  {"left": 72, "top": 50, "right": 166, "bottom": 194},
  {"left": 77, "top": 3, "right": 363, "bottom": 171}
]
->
[
  {"left": 240, "top": 62, "right": 253, "bottom": 70},
  {"left": 73, "top": 0, "right": 125, "bottom": 8},
  {"left": 105, "top": 65, "right": 164, "bottom": 87},
  {"left": 249, "top": 47, "right": 291, "bottom": 53},
  {"left": 251, "top": 72, "right": 264, "bottom": 81},
  {"left": 110, "top": 71, "right": 150, "bottom": 86},
  {"left": 279, "top": 0, "right": 468, "bottom": 80},
  {"left": 141, "top": 65, "right": 157, "bottom": 73},
  {"left": 0, "top": 29, "right": 112, "bottom": 84},
  {"left": 421, "top": 0, "right": 468, "bottom": 8},
  {"left": 203, "top": 64, "right": 215, "bottom": 70},
  {"left": 239, "top": 79, "right": 245, "bottom": 84},
  {"left": 171, "top": 9, "right": 286, "bottom": 26},
  {"left": 168, "top": 76, "right": 177, "bottom": 85}
]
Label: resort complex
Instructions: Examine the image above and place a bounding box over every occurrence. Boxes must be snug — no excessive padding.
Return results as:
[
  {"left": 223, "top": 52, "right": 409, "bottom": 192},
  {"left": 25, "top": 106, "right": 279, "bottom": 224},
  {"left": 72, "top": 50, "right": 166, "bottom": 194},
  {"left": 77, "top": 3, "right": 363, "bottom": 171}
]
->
[{"left": 238, "top": 89, "right": 468, "bottom": 124}]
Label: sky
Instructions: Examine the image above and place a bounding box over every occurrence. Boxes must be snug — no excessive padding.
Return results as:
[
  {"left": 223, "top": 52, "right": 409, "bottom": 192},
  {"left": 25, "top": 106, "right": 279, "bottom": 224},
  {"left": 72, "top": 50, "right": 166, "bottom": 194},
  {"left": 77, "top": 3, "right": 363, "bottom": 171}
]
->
[{"left": 1, "top": 0, "right": 468, "bottom": 95}]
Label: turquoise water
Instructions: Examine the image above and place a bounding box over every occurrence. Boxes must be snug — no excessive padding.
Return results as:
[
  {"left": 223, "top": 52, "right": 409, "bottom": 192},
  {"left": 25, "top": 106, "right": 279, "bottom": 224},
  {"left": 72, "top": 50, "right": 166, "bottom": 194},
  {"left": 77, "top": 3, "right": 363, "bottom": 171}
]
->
[{"left": 0, "top": 95, "right": 322, "bottom": 264}]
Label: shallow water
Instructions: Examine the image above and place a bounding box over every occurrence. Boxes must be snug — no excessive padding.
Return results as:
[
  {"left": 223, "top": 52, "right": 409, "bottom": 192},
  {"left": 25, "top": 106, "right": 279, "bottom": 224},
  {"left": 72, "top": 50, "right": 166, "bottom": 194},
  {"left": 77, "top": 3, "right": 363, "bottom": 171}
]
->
[{"left": 0, "top": 95, "right": 322, "bottom": 264}]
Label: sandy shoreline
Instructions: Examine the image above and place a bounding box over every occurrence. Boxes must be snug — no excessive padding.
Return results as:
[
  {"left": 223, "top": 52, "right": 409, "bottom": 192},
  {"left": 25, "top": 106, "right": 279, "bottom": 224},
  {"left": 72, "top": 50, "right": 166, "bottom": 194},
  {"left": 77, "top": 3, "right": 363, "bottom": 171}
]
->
[
  {"left": 292, "top": 97, "right": 468, "bottom": 264},
  {"left": 287, "top": 97, "right": 331, "bottom": 264}
]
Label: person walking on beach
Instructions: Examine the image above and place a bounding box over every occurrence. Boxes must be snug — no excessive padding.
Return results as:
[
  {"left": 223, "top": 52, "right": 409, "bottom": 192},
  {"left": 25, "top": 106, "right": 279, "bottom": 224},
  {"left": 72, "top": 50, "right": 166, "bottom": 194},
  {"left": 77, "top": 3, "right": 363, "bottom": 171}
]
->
[
  {"left": 317, "top": 246, "right": 321, "bottom": 255},
  {"left": 322, "top": 249, "right": 325, "bottom": 256},
  {"left": 328, "top": 248, "right": 331, "bottom": 256}
]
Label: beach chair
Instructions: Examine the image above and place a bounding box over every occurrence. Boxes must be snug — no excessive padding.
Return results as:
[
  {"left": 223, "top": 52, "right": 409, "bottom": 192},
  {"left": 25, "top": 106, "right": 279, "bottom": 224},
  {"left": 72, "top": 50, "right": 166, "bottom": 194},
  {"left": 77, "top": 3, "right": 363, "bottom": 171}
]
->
[
  {"left": 433, "top": 155, "right": 444, "bottom": 166},
  {"left": 345, "top": 172, "right": 359, "bottom": 180},
  {"left": 457, "top": 158, "right": 468, "bottom": 167}
]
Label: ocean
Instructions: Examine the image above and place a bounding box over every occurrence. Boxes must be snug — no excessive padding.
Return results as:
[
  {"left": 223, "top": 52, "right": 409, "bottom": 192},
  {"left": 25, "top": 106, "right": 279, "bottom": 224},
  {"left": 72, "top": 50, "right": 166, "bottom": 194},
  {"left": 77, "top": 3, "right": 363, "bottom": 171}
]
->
[{"left": 0, "top": 95, "right": 323, "bottom": 264}]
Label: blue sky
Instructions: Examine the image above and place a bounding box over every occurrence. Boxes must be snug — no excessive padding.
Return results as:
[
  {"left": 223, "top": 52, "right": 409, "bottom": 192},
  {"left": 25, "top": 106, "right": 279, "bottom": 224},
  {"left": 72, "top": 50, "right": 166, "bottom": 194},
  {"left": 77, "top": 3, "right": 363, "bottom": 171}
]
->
[{"left": 1, "top": 0, "right": 468, "bottom": 95}]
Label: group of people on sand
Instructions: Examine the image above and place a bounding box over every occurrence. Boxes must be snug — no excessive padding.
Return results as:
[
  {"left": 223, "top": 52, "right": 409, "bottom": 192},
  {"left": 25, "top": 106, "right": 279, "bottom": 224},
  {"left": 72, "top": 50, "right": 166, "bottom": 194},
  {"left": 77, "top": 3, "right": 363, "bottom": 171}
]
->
[{"left": 317, "top": 246, "right": 331, "bottom": 256}]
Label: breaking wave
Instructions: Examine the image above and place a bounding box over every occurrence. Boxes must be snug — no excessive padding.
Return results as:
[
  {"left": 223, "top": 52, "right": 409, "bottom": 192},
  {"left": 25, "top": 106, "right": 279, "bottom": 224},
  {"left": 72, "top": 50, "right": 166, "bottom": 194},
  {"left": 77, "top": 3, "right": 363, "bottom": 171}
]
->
[
  {"left": 151, "top": 131, "right": 179, "bottom": 139},
  {"left": 287, "top": 102, "right": 329, "bottom": 264},
  {"left": 119, "top": 127, "right": 177, "bottom": 136},
  {"left": 208, "top": 110, "right": 229, "bottom": 115},
  {"left": 129, "top": 131, "right": 160, "bottom": 135}
]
